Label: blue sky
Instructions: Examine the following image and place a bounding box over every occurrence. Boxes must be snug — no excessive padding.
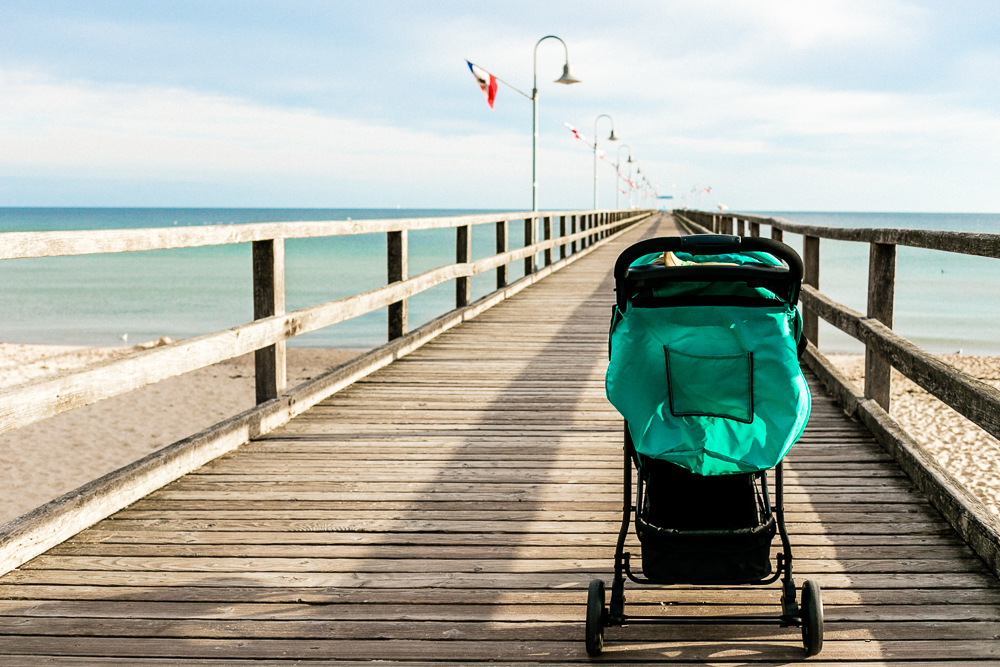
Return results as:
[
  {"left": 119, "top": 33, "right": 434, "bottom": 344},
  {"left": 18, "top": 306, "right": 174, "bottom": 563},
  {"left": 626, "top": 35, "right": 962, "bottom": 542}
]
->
[{"left": 2, "top": 0, "right": 999, "bottom": 211}]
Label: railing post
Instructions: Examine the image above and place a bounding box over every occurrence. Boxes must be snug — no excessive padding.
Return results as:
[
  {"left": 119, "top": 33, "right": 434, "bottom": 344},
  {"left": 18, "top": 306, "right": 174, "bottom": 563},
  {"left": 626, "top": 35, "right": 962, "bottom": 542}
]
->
[
  {"left": 252, "top": 239, "right": 286, "bottom": 404},
  {"left": 524, "top": 217, "right": 535, "bottom": 275},
  {"left": 803, "top": 235, "right": 820, "bottom": 346},
  {"left": 543, "top": 216, "right": 552, "bottom": 266},
  {"left": 865, "top": 243, "right": 896, "bottom": 411},
  {"left": 559, "top": 215, "right": 567, "bottom": 260},
  {"left": 570, "top": 215, "right": 578, "bottom": 254},
  {"left": 495, "top": 220, "right": 508, "bottom": 288},
  {"left": 749, "top": 221, "right": 760, "bottom": 237},
  {"left": 387, "top": 230, "right": 408, "bottom": 340},
  {"left": 456, "top": 224, "right": 471, "bottom": 308},
  {"left": 771, "top": 224, "right": 783, "bottom": 243}
]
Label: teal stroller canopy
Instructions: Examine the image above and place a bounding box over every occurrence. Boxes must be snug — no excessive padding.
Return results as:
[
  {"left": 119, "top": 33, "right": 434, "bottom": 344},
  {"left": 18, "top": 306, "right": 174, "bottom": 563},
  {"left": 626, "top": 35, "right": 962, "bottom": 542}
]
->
[{"left": 606, "top": 235, "right": 811, "bottom": 475}]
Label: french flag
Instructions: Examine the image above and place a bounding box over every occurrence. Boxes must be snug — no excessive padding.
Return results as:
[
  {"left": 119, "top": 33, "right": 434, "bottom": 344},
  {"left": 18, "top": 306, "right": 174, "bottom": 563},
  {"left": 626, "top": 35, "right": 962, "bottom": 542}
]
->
[{"left": 467, "top": 61, "right": 498, "bottom": 109}]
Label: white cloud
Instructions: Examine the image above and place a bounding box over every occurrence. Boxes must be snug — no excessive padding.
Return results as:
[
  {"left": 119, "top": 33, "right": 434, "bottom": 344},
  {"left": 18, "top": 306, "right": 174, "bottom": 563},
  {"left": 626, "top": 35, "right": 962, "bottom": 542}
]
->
[
  {"left": 0, "top": 69, "right": 543, "bottom": 206},
  {"left": 746, "top": 0, "right": 925, "bottom": 49}
]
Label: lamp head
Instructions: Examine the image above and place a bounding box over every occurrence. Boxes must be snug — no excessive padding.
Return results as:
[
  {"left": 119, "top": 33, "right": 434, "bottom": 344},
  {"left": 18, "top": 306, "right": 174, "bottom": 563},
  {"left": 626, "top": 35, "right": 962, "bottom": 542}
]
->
[
  {"left": 607, "top": 129, "right": 618, "bottom": 141},
  {"left": 627, "top": 155, "right": 633, "bottom": 163},
  {"left": 554, "top": 63, "right": 581, "bottom": 85}
]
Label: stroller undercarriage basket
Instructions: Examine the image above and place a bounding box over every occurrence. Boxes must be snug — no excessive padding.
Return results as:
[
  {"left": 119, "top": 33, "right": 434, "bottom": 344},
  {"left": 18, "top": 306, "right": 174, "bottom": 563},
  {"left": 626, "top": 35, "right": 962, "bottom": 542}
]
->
[
  {"left": 585, "top": 234, "right": 824, "bottom": 658},
  {"left": 635, "top": 457, "right": 777, "bottom": 585}
]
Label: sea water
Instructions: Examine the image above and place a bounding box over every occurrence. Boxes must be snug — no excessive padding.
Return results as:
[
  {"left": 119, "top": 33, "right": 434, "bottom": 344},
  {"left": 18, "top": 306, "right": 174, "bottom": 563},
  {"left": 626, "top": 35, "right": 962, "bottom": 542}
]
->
[
  {"left": 758, "top": 212, "right": 1000, "bottom": 355},
  {"left": 1, "top": 208, "right": 998, "bottom": 354}
]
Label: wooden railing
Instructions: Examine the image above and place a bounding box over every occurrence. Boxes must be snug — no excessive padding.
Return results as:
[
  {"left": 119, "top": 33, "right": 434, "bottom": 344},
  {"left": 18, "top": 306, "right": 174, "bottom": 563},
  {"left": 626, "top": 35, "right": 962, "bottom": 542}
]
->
[
  {"left": 674, "top": 208, "right": 1000, "bottom": 578},
  {"left": 0, "top": 208, "right": 654, "bottom": 574}
]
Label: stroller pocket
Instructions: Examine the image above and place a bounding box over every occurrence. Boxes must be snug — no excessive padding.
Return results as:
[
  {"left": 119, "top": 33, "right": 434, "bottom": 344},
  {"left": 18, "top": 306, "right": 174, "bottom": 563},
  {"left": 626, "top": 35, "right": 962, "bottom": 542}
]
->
[{"left": 665, "top": 346, "right": 753, "bottom": 424}]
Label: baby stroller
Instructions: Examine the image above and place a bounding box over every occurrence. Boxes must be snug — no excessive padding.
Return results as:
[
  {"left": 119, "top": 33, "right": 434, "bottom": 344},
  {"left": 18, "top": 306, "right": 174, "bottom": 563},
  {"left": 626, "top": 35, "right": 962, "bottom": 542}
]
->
[{"left": 586, "top": 234, "right": 823, "bottom": 656}]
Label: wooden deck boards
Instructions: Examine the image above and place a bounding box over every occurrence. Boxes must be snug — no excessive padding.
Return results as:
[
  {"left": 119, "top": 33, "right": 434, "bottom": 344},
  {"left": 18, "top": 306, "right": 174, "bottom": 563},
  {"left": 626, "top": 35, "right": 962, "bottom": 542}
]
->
[{"left": 1, "top": 214, "right": 999, "bottom": 664}]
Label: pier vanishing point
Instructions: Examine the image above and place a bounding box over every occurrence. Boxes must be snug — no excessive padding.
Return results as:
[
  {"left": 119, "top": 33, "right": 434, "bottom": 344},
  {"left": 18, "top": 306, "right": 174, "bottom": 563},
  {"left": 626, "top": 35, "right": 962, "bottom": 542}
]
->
[{"left": 1, "top": 210, "right": 1000, "bottom": 664}]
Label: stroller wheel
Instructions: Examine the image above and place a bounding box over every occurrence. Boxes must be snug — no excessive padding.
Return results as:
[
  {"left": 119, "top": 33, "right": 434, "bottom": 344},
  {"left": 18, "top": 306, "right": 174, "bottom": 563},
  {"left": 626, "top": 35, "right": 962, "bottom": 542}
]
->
[
  {"left": 801, "top": 579, "right": 824, "bottom": 656},
  {"left": 585, "top": 578, "right": 606, "bottom": 656}
]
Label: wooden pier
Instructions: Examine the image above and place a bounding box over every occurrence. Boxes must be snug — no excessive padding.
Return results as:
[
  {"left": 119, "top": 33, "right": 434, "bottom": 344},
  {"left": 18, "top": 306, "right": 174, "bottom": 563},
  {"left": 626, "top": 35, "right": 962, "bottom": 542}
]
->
[{"left": 1, "top": 214, "right": 999, "bottom": 663}]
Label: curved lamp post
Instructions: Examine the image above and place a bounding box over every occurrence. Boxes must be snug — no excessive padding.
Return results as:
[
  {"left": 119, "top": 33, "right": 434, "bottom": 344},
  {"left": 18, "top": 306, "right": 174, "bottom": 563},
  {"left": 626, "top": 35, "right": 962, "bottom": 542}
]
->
[
  {"left": 592, "top": 114, "right": 617, "bottom": 210},
  {"left": 615, "top": 144, "right": 631, "bottom": 210},
  {"left": 533, "top": 35, "right": 580, "bottom": 212}
]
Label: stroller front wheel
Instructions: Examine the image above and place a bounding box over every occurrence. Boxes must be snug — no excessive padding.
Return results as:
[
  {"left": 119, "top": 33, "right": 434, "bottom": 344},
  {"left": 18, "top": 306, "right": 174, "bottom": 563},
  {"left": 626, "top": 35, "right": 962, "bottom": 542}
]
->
[
  {"left": 800, "top": 579, "right": 824, "bottom": 656},
  {"left": 585, "top": 578, "right": 606, "bottom": 656}
]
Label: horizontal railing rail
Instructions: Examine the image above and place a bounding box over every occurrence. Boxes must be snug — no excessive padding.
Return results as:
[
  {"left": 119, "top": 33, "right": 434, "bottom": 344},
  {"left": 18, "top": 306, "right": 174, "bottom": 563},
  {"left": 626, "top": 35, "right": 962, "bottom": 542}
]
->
[
  {"left": 674, "top": 208, "right": 1000, "bottom": 579},
  {"left": 0, "top": 207, "right": 655, "bottom": 575},
  {"left": 0, "top": 209, "right": 615, "bottom": 260}
]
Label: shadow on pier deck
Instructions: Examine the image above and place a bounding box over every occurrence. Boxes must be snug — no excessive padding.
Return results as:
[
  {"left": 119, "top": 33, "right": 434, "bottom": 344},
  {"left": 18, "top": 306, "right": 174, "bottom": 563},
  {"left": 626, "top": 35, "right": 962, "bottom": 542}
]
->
[{"left": 1, "top": 215, "right": 998, "bottom": 664}]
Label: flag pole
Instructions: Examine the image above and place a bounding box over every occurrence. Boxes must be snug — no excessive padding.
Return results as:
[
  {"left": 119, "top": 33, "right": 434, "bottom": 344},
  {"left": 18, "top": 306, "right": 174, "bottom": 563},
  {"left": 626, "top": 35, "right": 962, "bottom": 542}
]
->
[{"left": 593, "top": 114, "right": 615, "bottom": 210}]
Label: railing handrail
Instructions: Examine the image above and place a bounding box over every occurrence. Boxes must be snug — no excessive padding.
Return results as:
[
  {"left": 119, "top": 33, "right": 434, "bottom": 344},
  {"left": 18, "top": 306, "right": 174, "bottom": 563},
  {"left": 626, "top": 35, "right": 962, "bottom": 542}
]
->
[
  {"left": 693, "top": 211, "right": 1000, "bottom": 259},
  {"left": 0, "top": 208, "right": 628, "bottom": 260}
]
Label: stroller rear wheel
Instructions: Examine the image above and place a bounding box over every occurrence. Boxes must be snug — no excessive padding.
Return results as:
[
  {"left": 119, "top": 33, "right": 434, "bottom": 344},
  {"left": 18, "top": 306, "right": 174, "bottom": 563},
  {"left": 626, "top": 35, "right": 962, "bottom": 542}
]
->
[
  {"left": 800, "top": 579, "right": 824, "bottom": 656},
  {"left": 585, "top": 578, "right": 606, "bottom": 656}
]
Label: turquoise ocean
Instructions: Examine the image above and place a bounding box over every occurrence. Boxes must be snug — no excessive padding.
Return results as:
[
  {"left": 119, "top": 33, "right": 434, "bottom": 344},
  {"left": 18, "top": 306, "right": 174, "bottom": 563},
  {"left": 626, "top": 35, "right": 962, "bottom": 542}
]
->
[{"left": 0, "top": 209, "right": 997, "bottom": 354}]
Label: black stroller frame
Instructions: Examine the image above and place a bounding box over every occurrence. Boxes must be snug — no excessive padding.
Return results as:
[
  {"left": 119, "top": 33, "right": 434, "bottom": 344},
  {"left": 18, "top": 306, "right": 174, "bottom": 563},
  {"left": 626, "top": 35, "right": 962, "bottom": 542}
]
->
[{"left": 586, "top": 234, "right": 823, "bottom": 657}]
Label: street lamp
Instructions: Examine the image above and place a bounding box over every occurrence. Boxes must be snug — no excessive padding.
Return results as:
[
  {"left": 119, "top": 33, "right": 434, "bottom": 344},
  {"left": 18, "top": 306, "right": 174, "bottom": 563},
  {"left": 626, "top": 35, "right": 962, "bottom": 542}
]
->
[
  {"left": 615, "top": 144, "right": 631, "bottom": 210},
  {"left": 593, "top": 114, "right": 617, "bottom": 210},
  {"left": 533, "top": 35, "right": 580, "bottom": 212}
]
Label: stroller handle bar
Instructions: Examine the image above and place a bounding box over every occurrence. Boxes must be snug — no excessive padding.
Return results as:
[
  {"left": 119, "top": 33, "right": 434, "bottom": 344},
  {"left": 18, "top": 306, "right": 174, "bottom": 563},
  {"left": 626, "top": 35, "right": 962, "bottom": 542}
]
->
[{"left": 613, "top": 235, "right": 804, "bottom": 287}]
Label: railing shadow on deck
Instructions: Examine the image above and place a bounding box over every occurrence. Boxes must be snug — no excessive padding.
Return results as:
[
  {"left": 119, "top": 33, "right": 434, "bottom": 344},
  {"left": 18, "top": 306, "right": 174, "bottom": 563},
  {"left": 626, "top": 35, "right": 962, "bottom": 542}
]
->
[
  {"left": 0, "top": 209, "right": 655, "bottom": 575},
  {"left": 674, "top": 209, "right": 1000, "bottom": 583}
]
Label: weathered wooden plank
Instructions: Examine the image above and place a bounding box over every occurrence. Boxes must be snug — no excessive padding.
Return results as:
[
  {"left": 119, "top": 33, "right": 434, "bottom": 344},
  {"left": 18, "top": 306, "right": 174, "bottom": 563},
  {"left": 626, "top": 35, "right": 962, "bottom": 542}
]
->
[
  {"left": 865, "top": 241, "right": 895, "bottom": 410},
  {"left": 1, "top": 636, "right": 999, "bottom": 661},
  {"left": 21, "top": 555, "right": 985, "bottom": 576},
  {"left": 3, "top": 616, "right": 1000, "bottom": 642},
  {"left": 2, "top": 584, "right": 996, "bottom": 606},
  {"left": 2, "top": 598, "right": 996, "bottom": 623},
  {"left": 251, "top": 238, "right": 286, "bottom": 404},
  {"left": 386, "top": 229, "right": 408, "bottom": 339},
  {"left": 3, "top": 570, "right": 993, "bottom": 589},
  {"left": 729, "top": 211, "right": 1000, "bottom": 258}
]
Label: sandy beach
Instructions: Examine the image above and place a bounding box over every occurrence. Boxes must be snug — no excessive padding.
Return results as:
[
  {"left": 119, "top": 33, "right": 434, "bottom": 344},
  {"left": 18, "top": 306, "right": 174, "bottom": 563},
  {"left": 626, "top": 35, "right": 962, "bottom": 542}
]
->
[
  {"left": 2, "top": 343, "right": 999, "bottom": 526},
  {"left": 0, "top": 342, "right": 360, "bottom": 525}
]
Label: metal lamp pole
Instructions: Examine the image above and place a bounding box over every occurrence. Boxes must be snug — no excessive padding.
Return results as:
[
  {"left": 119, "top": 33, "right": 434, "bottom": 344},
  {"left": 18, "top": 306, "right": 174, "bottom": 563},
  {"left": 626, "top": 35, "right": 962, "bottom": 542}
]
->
[
  {"left": 532, "top": 35, "right": 580, "bottom": 212},
  {"left": 627, "top": 157, "right": 635, "bottom": 209},
  {"left": 615, "top": 144, "right": 631, "bottom": 210},
  {"left": 592, "top": 114, "right": 616, "bottom": 210}
]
